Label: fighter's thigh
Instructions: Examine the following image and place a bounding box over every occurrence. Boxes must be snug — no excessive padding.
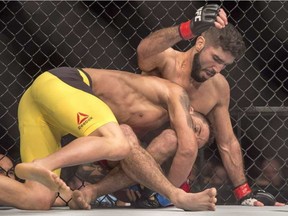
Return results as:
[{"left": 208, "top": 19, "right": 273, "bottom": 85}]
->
[
  {"left": 59, "top": 92, "right": 118, "bottom": 137},
  {"left": 18, "top": 88, "right": 61, "bottom": 175}
]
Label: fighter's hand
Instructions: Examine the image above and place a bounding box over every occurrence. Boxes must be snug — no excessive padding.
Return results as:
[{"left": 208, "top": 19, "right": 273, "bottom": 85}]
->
[
  {"left": 125, "top": 188, "right": 142, "bottom": 202},
  {"left": 234, "top": 183, "right": 286, "bottom": 206},
  {"left": 215, "top": 8, "right": 228, "bottom": 29},
  {"left": 179, "top": 4, "right": 228, "bottom": 40},
  {"left": 241, "top": 191, "right": 285, "bottom": 206}
]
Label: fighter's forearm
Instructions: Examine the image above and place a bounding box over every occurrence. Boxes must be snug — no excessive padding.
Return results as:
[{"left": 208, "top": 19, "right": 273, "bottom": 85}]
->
[
  {"left": 219, "top": 139, "right": 247, "bottom": 187},
  {"left": 137, "top": 26, "right": 182, "bottom": 59},
  {"left": 167, "top": 151, "right": 197, "bottom": 187}
]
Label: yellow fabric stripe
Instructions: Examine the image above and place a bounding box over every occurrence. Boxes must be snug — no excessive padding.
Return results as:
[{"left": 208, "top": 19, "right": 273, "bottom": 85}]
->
[{"left": 78, "top": 69, "right": 90, "bottom": 86}]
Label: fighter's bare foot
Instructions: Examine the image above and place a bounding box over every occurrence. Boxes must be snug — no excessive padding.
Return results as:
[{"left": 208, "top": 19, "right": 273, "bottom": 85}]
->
[
  {"left": 15, "top": 162, "right": 70, "bottom": 193},
  {"left": 173, "top": 187, "right": 217, "bottom": 211},
  {"left": 69, "top": 190, "right": 92, "bottom": 210}
]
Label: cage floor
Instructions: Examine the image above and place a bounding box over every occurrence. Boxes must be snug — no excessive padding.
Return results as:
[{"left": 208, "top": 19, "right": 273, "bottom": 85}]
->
[{"left": 0, "top": 205, "right": 287, "bottom": 216}]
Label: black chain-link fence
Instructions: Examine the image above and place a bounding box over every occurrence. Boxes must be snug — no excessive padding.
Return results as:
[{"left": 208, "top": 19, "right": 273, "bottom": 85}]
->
[{"left": 0, "top": 1, "right": 287, "bottom": 206}]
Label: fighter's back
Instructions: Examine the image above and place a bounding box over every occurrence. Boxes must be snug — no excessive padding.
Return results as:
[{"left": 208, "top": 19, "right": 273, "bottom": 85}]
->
[{"left": 83, "top": 68, "right": 176, "bottom": 137}]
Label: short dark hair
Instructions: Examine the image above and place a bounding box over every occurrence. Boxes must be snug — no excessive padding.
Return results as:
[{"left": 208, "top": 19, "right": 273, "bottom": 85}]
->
[
  {"left": 203, "top": 23, "right": 246, "bottom": 60},
  {"left": 192, "top": 112, "right": 215, "bottom": 147}
]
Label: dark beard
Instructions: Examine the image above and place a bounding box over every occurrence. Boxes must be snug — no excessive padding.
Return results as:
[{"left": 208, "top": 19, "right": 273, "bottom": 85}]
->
[{"left": 191, "top": 52, "right": 207, "bottom": 83}]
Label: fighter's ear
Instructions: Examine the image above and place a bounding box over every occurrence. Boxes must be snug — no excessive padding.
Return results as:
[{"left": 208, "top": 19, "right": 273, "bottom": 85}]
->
[
  {"left": 189, "top": 106, "right": 194, "bottom": 114},
  {"left": 195, "top": 36, "right": 205, "bottom": 52}
]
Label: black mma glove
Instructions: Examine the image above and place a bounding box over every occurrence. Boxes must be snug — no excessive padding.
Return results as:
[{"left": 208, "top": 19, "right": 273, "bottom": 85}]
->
[
  {"left": 179, "top": 4, "right": 220, "bottom": 40},
  {"left": 233, "top": 182, "right": 276, "bottom": 206},
  {"left": 254, "top": 190, "right": 276, "bottom": 206},
  {"left": 131, "top": 186, "right": 172, "bottom": 208}
]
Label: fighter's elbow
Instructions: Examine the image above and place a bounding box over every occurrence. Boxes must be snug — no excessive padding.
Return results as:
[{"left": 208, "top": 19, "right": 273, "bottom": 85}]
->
[
  {"left": 137, "top": 59, "right": 145, "bottom": 71},
  {"left": 136, "top": 43, "right": 146, "bottom": 64}
]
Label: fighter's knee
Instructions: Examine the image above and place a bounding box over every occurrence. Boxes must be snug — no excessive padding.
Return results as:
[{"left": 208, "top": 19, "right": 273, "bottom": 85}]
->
[
  {"left": 34, "top": 197, "right": 54, "bottom": 210},
  {"left": 108, "top": 125, "right": 133, "bottom": 160},
  {"left": 21, "top": 193, "right": 55, "bottom": 210},
  {"left": 120, "top": 124, "right": 137, "bottom": 141},
  {"left": 110, "top": 139, "right": 131, "bottom": 160},
  {"left": 120, "top": 124, "right": 140, "bottom": 149}
]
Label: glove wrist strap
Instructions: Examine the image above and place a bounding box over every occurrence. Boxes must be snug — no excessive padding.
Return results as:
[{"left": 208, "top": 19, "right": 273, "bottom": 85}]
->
[
  {"left": 179, "top": 20, "right": 194, "bottom": 40},
  {"left": 233, "top": 182, "right": 252, "bottom": 200},
  {"left": 180, "top": 180, "right": 190, "bottom": 192}
]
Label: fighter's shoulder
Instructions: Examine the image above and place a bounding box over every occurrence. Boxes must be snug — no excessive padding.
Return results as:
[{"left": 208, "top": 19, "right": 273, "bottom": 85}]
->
[
  {"left": 210, "top": 74, "right": 230, "bottom": 91},
  {"left": 198, "top": 74, "right": 230, "bottom": 102},
  {"left": 160, "top": 47, "right": 181, "bottom": 62},
  {"left": 164, "top": 47, "right": 178, "bottom": 54}
]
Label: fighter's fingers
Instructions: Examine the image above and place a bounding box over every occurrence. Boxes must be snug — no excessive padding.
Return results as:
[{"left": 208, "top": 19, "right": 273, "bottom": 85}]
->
[
  {"left": 116, "top": 200, "right": 131, "bottom": 207},
  {"left": 125, "top": 189, "right": 134, "bottom": 201},
  {"left": 253, "top": 200, "right": 264, "bottom": 206},
  {"left": 214, "top": 18, "right": 225, "bottom": 29},
  {"left": 218, "top": 8, "right": 228, "bottom": 25},
  {"left": 274, "top": 202, "right": 286, "bottom": 206},
  {"left": 135, "top": 190, "right": 141, "bottom": 198},
  {"left": 126, "top": 189, "right": 137, "bottom": 202}
]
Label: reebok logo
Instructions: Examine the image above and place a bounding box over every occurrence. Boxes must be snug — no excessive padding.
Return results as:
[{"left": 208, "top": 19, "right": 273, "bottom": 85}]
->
[
  {"left": 77, "top": 112, "right": 89, "bottom": 125},
  {"left": 77, "top": 112, "right": 93, "bottom": 129}
]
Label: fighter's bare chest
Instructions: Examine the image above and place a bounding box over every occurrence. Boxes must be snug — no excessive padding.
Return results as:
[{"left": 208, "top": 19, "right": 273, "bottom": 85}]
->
[{"left": 187, "top": 85, "right": 217, "bottom": 115}]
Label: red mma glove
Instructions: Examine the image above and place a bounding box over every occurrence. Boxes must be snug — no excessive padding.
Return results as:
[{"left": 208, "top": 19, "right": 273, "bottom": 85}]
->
[{"left": 179, "top": 4, "right": 220, "bottom": 40}]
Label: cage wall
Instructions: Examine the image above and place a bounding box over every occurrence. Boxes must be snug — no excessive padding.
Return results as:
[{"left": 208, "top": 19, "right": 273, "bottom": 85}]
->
[{"left": 0, "top": 1, "right": 287, "bottom": 205}]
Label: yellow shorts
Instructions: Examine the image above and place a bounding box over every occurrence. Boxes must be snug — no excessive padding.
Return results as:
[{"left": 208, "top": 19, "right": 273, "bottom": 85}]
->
[{"left": 18, "top": 67, "right": 117, "bottom": 175}]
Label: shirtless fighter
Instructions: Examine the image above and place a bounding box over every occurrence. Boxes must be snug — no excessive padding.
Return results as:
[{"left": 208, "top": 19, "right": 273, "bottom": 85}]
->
[
  {"left": 12, "top": 67, "right": 216, "bottom": 211},
  {"left": 136, "top": 4, "right": 283, "bottom": 206}
]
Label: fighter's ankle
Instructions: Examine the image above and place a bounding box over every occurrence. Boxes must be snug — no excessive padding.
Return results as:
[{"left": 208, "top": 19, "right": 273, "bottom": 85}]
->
[{"left": 169, "top": 188, "right": 184, "bottom": 205}]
